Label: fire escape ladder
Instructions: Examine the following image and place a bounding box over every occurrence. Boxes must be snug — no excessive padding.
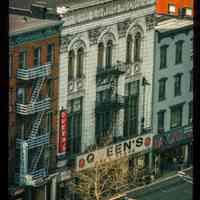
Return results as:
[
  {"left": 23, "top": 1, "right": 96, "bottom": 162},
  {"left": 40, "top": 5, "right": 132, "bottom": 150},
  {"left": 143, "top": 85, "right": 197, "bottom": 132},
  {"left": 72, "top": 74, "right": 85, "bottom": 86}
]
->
[
  {"left": 29, "top": 146, "right": 44, "bottom": 172},
  {"left": 30, "top": 111, "right": 45, "bottom": 138},
  {"left": 30, "top": 77, "right": 45, "bottom": 104}
]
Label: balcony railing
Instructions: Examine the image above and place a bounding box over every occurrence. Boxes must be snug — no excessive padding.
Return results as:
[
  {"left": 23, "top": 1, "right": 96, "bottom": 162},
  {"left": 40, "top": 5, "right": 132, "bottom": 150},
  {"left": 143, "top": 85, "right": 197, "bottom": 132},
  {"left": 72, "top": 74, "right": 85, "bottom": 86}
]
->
[
  {"left": 96, "top": 63, "right": 126, "bottom": 78},
  {"left": 96, "top": 94, "right": 125, "bottom": 112},
  {"left": 16, "top": 134, "right": 49, "bottom": 149},
  {"left": 17, "top": 63, "right": 51, "bottom": 80},
  {"left": 16, "top": 97, "right": 51, "bottom": 115}
]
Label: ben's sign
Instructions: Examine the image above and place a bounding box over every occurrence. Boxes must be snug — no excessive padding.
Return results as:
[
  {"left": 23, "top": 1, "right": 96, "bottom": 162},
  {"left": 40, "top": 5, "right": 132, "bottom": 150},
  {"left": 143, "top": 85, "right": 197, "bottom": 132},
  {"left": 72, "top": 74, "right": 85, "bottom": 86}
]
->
[{"left": 76, "top": 134, "right": 153, "bottom": 171}]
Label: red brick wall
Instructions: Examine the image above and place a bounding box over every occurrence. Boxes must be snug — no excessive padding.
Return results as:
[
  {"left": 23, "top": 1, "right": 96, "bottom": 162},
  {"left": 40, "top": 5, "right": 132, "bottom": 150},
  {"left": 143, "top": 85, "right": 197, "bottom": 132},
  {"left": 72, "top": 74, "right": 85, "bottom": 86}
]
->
[{"left": 156, "top": 0, "right": 193, "bottom": 16}]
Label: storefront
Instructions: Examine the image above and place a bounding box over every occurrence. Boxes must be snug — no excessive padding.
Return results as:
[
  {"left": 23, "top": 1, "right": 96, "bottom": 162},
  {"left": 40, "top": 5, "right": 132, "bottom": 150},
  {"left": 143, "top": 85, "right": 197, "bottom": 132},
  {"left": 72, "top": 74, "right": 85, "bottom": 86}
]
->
[{"left": 152, "top": 125, "right": 192, "bottom": 176}]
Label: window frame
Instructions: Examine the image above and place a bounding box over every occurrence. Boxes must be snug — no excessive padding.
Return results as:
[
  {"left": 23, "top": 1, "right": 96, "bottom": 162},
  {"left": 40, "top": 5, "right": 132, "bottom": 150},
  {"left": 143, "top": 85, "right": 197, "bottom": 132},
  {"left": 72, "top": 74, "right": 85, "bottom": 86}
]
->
[
  {"left": 174, "top": 73, "right": 182, "bottom": 97},
  {"left": 157, "top": 110, "right": 166, "bottom": 132},
  {"left": 170, "top": 103, "right": 183, "bottom": 129},
  {"left": 19, "top": 50, "right": 27, "bottom": 68},
  {"left": 175, "top": 40, "right": 184, "bottom": 65},
  {"left": 158, "top": 78, "right": 167, "bottom": 101},
  {"left": 47, "top": 44, "right": 54, "bottom": 64},
  {"left": 160, "top": 45, "right": 168, "bottom": 69},
  {"left": 33, "top": 47, "right": 41, "bottom": 66},
  {"left": 77, "top": 47, "right": 84, "bottom": 79}
]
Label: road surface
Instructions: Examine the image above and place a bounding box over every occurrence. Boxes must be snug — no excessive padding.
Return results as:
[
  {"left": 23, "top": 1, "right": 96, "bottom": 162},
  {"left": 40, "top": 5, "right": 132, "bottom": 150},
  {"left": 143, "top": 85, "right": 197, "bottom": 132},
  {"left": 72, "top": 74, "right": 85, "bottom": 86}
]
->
[{"left": 127, "top": 175, "right": 192, "bottom": 200}]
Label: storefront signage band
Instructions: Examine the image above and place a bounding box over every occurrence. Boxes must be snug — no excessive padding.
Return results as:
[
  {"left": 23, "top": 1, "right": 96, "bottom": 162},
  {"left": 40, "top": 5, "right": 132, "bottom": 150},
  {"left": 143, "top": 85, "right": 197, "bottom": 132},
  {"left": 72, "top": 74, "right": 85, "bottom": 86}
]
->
[{"left": 76, "top": 134, "right": 153, "bottom": 171}]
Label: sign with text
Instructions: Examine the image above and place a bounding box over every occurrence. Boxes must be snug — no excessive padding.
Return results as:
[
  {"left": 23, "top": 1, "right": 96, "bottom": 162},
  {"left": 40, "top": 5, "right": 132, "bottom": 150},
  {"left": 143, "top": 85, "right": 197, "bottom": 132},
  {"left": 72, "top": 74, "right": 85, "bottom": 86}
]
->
[
  {"left": 76, "top": 134, "right": 153, "bottom": 171},
  {"left": 58, "top": 110, "right": 68, "bottom": 154},
  {"left": 153, "top": 126, "right": 193, "bottom": 150}
]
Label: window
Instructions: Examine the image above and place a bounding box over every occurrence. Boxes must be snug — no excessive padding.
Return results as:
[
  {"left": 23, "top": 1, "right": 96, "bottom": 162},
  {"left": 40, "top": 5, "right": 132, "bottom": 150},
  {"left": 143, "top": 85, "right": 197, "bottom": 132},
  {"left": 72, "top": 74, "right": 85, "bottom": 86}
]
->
[
  {"left": 47, "top": 79, "right": 53, "bottom": 97},
  {"left": 68, "top": 98, "right": 82, "bottom": 154},
  {"left": 34, "top": 47, "right": 41, "bottom": 66},
  {"left": 175, "top": 41, "right": 183, "bottom": 64},
  {"left": 97, "top": 43, "right": 104, "bottom": 69},
  {"left": 185, "top": 8, "right": 192, "bottom": 16},
  {"left": 134, "top": 32, "right": 141, "bottom": 62},
  {"left": 170, "top": 104, "right": 183, "bottom": 129},
  {"left": 47, "top": 44, "right": 54, "bottom": 64},
  {"left": 9, "top": 54, "right": 12, "bottom": 78},
  {"left": 106, "top": 40, "right": 113, "bottom": 68},
  {"left": 168, "top": 4, "right": 176, "bottom": 14},
  {"left": 77, "top": 47, "right": 84, "bottom": 78},
  {"left": 158, "top": 78, "right": 167, "bottom": 101},
  {"left": 124, "top": 81, "right": 139, "bottom": 137},
  {"left": 157, "top": 110, "right": 165, "bottom": 132},
  {"left": 160, "top": 45, "right": 168, "bottom": 69},
  {"left": 189, "top": 71, "right": 193, "bottom": 92},
  {"left": 188, "top": 101, "right": 192, "bottom": 124},
  {"left": 19, "top": 51, "right": 27, "bottom": 68},
  {"left": 126, "top": 34, "right": 133, "bottom": 64},
  {"left": 68, "top": 50, "right": 75, "bottom": 81},
  {"left": 174, "top": 73, "right": 182, "bottom": 96},
  {"left": 16, "top": 87, "right": 27, "bottom": 104}
]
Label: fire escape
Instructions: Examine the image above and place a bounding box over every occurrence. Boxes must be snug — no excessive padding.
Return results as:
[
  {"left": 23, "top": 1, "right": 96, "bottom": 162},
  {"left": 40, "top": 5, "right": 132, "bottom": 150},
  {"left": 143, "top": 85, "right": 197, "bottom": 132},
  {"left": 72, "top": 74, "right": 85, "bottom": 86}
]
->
[
  {"left": 95, "top": 62, "right": 126, "bottom": 145},
  {"left": 15, "top": 64, "right": 51, "bottom": 186}
]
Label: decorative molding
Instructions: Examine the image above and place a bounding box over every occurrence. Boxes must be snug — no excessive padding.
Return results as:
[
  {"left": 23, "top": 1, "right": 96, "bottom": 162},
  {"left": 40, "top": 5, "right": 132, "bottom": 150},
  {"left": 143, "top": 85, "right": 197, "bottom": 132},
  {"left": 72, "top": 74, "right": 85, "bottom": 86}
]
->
[
  {"left": 60, "top": 34, "right": 77, "bottom": 52},
  {"left": 88, "top": 26, "right": 105, "bottom": 45},
  {"left": 117, "top": 19, "right": 131, "bottom": 38},
  {"left": 145, "top": 14, "right": 156, "bottom": 31}
]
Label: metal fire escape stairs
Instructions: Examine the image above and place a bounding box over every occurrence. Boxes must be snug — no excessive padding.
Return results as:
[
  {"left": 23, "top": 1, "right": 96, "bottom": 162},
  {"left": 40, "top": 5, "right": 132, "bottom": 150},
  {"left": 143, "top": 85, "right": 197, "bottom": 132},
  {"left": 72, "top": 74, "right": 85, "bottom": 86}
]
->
[{"left": 16, "top": 74, "right": 49, "bottom": 186}]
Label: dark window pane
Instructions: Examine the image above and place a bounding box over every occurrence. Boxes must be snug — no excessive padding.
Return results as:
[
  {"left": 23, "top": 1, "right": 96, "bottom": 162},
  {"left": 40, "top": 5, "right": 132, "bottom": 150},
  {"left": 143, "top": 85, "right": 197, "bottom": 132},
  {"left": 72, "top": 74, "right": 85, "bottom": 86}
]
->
[
  {"left": 68, "top": 50, "right": 75, "bottom": 81},
  {"left": 126, "top": 35, "right": 133, "bottom": 64},
  {"left": 158, "top": 78, "right": 166, "bottom": 101},
  {"left": 170, "top": 105, "right": 183, "bottom": 128},
  {"left": 106, "top": 40, "right": 113, "bottom": 68},
  {"left": 19, "top": 51, "right": 27, "bottom": 68},
  {"left": 77, "top": 48, "right": 84, "bottom": 78},
  {"left": 160, "top": 46, "right": 167, "bottom": 69},
  {"left": 34, "top": 48, "right": 41, "bottom": 66},
  {"left": 134, "top": 32, "right": 141, "bottom": 62},
  {"left": 97, "top": 43, "right": 104, "bottom": 69},
  {"left": 47, "top": 44, "right": 54, "bottom": 63},
  {"left": 174, "top": 74, "right": 182, "bottom": 96},
  {"left": 175, "top": 41, "right": 183, "bottom": 64}
]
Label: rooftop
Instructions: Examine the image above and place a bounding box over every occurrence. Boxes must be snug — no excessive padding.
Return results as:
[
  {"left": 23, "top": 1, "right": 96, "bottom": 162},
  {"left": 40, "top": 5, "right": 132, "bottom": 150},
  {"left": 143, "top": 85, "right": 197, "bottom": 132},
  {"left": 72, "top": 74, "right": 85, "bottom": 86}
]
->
[
  {"left": 155, "top": 18, "right": 193, "bottom": 33},
  {"left": 9, "top": 14, "right": 62, "bottom": 36}
]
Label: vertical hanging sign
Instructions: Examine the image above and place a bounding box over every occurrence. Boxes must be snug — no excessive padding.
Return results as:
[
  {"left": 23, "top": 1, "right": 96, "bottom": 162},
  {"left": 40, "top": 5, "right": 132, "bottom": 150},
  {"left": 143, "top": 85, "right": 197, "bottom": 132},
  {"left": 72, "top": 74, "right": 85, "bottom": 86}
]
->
[{"left": 59, "top": 110, "right": 68, "bottom": 154}]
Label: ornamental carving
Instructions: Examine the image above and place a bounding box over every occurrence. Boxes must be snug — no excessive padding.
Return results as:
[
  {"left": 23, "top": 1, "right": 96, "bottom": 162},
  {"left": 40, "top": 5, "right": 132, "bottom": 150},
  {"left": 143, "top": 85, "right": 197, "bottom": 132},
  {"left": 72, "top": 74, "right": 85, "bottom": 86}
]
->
[
  {"left": 88, "top": 27, "right": 104, "bottom": 45},
  {"left": 145, "top": 14, "right": 156, "bottom": 31},
  {"left": 117, "top": 19, "right": 131, "bottom": 38},
  {"left": 60, "top": 34, "right": 77, "bottom": 52}
]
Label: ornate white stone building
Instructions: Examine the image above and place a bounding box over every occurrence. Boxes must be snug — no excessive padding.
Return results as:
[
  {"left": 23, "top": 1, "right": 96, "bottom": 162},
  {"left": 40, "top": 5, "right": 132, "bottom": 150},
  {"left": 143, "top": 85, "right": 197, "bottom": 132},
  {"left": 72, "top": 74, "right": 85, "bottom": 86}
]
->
[{"left": 58, "top": 0, "right": 156, "bottom": 160}]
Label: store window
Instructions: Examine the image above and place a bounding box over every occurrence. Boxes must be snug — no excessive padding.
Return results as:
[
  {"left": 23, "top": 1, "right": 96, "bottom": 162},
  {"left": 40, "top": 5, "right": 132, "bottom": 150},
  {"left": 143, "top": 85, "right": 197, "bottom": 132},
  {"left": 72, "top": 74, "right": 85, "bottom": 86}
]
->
[
  {"left": 134, "top": 32, "right": 141, "bottom": 62},
  {"left": 158, "top": 78, "right": 167, "bottom": 101},
  {"left": 124, "top": 80, "right": 139, "bottom": 137},
  {"left": 126, "top": 34, "right": 133, "bottom": 64},
  {"left": 174, "top": 73, "right": 182, "bottom": 96},
  {"left": 19, "top": 51, "right": 27, "bottom": 68},
  {"left": 168, "top": 4, "right": 176, "bottom": 15},
  {"left": 175, "top": 41, "right": 183, "bottom": 64},
  {"left": 160, "top": 45, "right": 168, "bottom": 69},
  {"left": 34, "top": 47, "right": 41, "bottom": 66},
  {"left": 47, "top": 44, "right": 54, "bottom": 64},
  {"left": 68, "top": 50, "right": 75, "bottom": 81},
  {"left": 188, "top": 101, "right": 192, "bottom": 125},
  {"left": 77, "top": 47, "right": 84, "bottom": 78},
  {"left": 97, "top": 42, "right": 104, "bottom": 70},
  {"left": 157, "top": 110, "right": 165, "bottom": 133},
  {"left": 170, "top": 104, "right": 183, "bottom": 129},
  {"left": 106, "top": 40, "right": 113, "bottom": 68}
]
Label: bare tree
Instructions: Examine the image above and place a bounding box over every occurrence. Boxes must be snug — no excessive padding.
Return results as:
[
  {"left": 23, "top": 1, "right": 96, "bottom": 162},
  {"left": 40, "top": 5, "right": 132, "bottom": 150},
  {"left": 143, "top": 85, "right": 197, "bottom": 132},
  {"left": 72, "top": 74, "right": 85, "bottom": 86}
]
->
[{"left": 70, "top": 158, "right": 129, "bottom": 200}]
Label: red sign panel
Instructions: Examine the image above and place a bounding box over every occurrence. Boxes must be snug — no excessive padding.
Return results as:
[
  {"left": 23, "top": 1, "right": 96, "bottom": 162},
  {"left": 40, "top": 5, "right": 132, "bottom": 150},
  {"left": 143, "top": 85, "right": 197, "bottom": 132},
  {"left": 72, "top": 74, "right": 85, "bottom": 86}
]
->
[{"left": 59, "top": 110, "right": 68, "bottom": 153}]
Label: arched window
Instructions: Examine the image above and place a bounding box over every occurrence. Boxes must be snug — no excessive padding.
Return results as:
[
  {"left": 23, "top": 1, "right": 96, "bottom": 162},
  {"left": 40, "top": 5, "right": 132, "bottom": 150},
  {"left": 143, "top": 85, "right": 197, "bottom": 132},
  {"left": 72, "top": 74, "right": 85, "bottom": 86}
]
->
[
  {"left": 134, "top": 32, "right": 141, "bottom": 62},
  {"left": 106, "top": 40, "right": 113, "bottom": 68},
  {"left": 77, "top": 47, "right": 84, "bottom": 78},
  {"left": 126, "top": 34, "right": 133, "bottom": 64},
  {"left": 68, "top": 50, "right": 75, "bottom": 81},
  {"left": 97, "top": 43, "right": 104, "bottom": 70}
]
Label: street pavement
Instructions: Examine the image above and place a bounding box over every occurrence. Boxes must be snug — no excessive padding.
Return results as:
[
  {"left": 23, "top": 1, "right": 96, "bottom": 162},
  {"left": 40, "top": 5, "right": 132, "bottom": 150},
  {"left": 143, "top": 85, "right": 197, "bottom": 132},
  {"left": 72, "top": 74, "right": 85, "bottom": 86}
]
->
[{"left": 127, "top": 171, "right": 192, "bottom": 200}]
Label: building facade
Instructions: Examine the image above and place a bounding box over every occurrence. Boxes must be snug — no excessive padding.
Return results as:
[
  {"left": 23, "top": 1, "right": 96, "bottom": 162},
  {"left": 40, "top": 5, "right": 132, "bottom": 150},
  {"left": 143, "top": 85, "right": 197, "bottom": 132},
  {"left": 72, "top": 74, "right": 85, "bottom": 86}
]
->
[
  {"left": 9, "top": 14, "right": 62, "bottom": 200},
  {"left": 152, "top": 18, "right": 193, "bottom": 176},
  {"left": 57, "top": 0, "right": 156, "bottom": 199},
  {"left": 156, "top": 0, "right": 193, "bottom": 16}
]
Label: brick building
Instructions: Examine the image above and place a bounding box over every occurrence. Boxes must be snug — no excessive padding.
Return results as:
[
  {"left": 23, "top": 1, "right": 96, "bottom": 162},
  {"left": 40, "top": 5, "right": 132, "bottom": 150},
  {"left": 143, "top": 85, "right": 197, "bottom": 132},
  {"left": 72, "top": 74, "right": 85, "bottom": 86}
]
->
[
  {"left": 156, "top": 0, "right": 193, "bottom": 16},
  {"left": 9, "top": 14, "right": 62, "bottom": 200}
]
